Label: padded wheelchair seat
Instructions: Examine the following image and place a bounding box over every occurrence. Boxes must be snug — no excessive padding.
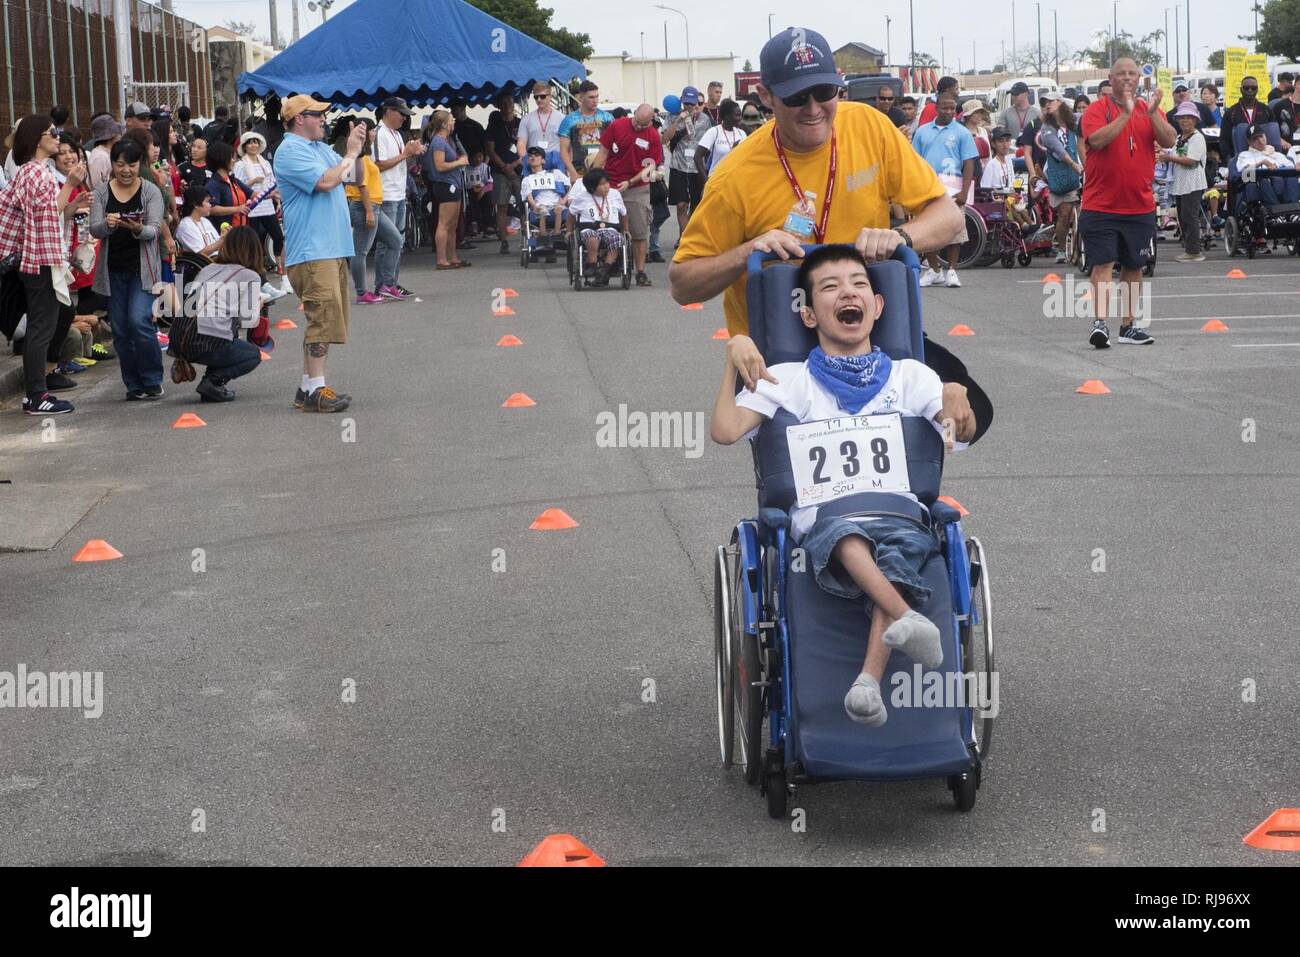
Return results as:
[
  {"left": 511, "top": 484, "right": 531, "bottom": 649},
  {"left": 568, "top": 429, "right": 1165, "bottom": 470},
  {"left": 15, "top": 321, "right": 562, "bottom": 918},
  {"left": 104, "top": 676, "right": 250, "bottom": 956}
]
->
[{"left": 786, "top": 543, "right": 972, "bottom": 780}]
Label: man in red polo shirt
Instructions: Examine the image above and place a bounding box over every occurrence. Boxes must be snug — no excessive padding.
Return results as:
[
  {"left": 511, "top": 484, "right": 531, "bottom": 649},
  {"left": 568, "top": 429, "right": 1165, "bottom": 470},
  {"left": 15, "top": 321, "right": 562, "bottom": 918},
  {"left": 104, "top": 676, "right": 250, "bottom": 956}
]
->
[
  {"left": 1079, "top": 57, "right": 1177, "bottom": 348},
  {"left": 592, "top": 103, "right": 664, "bottom": 286}
]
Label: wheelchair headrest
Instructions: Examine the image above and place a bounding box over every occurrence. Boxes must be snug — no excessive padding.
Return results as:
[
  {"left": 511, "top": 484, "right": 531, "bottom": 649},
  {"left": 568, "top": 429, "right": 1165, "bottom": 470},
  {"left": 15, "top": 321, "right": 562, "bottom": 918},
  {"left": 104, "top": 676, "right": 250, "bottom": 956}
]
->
[
  {"left": 752, "top": 409, "right": 945, "bottom": 511},
  {"left": 745, "top": 245, "right": 925, "bottom": 367},
  {"left": 1232, "top": 121, "right": 1284, "bottom": 156}
]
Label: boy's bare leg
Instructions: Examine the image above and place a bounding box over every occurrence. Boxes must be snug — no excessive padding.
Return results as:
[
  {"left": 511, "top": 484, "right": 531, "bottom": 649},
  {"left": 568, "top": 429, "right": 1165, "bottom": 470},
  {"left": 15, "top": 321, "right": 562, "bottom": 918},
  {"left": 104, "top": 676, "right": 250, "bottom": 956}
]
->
[{"left": 584, "top": 235, "right": 598, "bottom": 265}]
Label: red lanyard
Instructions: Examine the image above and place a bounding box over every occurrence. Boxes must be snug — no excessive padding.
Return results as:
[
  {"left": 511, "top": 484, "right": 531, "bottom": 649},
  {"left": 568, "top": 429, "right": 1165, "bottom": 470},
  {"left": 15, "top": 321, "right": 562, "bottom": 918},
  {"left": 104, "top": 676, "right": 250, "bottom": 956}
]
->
[
  {"left": 593, "top": 195, "right": 608, "bottom": 222},
  {"left": 773, "top": 127, "right": 836, "bottom": 242},
  {"left": 537, "top": 109, "right": 552, "bottom": 135},
  {"left": 1243, "top": 106, "right": 1256, "bottom": 125}
]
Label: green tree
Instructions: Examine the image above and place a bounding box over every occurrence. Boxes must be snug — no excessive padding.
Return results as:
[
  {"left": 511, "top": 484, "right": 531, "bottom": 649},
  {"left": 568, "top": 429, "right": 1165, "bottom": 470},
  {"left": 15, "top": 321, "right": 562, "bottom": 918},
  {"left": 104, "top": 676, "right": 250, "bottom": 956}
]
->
[
  {"left": 743, "top": 58, "right": 753, "bottom": 71},
  {"left": 467, "top": 0, "right": 593, "bottom": 62},
  {"left": 1079, "top": 30, "right": 1164, "bottom": 69},
  {"left": 1207, "top": 49, "right": 1225, "bottom": 70},
  {"left": 1257, "top": 0, "right": 1300, "bottom": 60}
]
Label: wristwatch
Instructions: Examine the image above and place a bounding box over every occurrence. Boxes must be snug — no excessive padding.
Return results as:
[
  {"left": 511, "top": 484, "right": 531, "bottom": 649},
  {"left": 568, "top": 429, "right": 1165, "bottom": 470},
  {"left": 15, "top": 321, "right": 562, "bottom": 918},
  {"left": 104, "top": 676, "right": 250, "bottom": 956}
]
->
[{"left": 894, "top": 227, "right": 914, "bottom": 248}]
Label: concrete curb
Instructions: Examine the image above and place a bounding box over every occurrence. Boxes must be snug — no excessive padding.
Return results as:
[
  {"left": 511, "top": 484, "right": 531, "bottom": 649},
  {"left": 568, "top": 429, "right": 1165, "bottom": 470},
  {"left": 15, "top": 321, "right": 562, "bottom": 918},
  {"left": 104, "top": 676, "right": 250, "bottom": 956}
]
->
[{"left": 0, "top": 354, "right": 25, "bottom": 402}]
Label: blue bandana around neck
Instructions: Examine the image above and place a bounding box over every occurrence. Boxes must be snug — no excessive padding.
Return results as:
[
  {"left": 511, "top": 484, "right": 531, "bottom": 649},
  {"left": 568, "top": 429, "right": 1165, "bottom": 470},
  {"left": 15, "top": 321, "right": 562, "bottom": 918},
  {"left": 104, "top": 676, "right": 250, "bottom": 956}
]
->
[{"left": 807, "top": 345, "right": 893, "bottom": 414}]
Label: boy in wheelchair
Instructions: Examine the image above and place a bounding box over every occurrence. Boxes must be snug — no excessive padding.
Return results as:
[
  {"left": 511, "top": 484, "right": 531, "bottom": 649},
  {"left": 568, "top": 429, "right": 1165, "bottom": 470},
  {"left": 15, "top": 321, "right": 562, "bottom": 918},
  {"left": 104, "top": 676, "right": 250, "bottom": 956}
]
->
[
  {"left": 520, "top": 146, "right": 568, "bottom": 260},
  {"left": 1235, "top": 126, "right": 1300, "bottom": 206},
  {"left": 567, "top": 168, "right": 627, "bottom": 286},
  {"left": 711, "top": 245, "right": 959, "bottom": 728}
]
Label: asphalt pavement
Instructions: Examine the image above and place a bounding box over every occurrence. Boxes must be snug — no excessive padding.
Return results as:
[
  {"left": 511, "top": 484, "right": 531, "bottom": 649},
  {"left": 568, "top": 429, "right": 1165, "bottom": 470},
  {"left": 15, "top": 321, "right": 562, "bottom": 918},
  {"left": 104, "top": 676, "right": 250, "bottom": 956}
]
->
[{"left": 1, "top": 226, "right": 1297, "bottom": 866}]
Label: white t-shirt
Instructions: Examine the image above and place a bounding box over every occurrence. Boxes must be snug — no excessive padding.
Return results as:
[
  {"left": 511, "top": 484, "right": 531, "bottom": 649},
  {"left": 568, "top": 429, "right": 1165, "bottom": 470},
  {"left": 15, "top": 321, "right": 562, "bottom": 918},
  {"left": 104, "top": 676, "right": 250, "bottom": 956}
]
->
[
  {"left": 980, "top": 154, "right": 1016, "bottom": 189},
  {"left": 233, "top": 156, "right": 276, "bottom": 216},
  {"left": 696, "top": 125, "right": 747, "bottom": 173},
  {"left": 736, "top": 357, "right": 948, "bottom": 541},
  {"left": 176, "top": 215, "right": 221, "bottom": 253},
  {"left": 520, "top": 170, "right": 567, "bottom": 208},
  {"left": 1168, "top": 131, "right": 1207, "bottom": 196},
  {"left": 1236, "top": 147, "right": 1296, "bottom": 173},
  {"left": 374, "top": 124, "right": 409, "bottom": 203},
  {"left": 568, "top": 186, "right": 626, "bottom": 225}
]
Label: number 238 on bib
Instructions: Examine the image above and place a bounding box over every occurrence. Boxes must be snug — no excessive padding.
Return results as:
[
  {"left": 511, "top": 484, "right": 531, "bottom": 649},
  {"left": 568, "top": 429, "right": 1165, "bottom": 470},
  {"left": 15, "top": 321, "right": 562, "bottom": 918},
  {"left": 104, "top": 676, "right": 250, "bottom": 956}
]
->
[{"left": 787, "top": 413, "right": 912, "bottom": 509}]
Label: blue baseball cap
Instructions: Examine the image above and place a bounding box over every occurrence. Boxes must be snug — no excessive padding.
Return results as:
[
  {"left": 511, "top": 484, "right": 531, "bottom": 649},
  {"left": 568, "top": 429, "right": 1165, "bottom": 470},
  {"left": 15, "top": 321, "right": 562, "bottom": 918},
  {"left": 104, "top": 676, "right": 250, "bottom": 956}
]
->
[
  {"left": 760, "top": 28, "right": 845, "bottom": 98},
  {"left": 680, "top": 86, "right": 703, "bottom": 105}
]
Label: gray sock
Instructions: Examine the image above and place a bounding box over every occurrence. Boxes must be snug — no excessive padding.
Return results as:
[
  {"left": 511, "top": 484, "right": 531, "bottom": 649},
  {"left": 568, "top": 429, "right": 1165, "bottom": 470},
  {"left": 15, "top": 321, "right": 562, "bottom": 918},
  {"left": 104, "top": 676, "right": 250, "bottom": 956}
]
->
[
  {"left": 883, "top": 609, "right": 943, "bottom": 670},
  {"left": 844, "top": 672, "right": 887, "bottom": 727}
]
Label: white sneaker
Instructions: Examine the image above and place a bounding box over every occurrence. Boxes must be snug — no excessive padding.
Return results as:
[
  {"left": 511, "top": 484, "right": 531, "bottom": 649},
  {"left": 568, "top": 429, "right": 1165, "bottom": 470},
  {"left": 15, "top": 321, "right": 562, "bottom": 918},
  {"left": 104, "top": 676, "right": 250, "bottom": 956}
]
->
[
  {"left": 280, "top": 275, "right": 294, "bottom": 295},
  {"left": 260, "top": 282, "right": 289, "bottom": 303},
  {"left": 918, "top": 267, "right": 942, "bottom": 287},
  {"left": 945, "top": 268, "right": 962, "bottom": 288}
]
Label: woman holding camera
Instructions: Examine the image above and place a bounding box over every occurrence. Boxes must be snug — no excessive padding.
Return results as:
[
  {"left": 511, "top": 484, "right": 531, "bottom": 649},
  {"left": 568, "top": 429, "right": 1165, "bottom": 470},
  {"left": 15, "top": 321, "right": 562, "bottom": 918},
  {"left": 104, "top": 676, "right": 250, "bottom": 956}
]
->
[{"left": 90, "top": 139, "right": 166, "bottom": 399}]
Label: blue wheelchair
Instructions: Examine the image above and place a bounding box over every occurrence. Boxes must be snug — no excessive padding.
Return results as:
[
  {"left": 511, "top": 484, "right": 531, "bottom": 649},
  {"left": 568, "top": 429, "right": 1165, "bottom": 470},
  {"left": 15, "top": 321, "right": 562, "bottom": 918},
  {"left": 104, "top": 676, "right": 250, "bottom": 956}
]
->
[
  {"left": 713, "top": 245, "right": 995, "bottom": 818},
  {"left": 1224, "top": 121, "right": 1300, "bottom": 258}
]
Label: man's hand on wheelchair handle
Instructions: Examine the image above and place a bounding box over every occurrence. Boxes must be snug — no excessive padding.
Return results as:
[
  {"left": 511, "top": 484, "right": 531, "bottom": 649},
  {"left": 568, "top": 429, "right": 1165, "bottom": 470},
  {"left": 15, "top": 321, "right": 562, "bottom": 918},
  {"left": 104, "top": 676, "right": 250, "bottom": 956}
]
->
[
  {"left": 854, "top": 227, "right": 904, "bottom": 262},
  {"left": 747, "top": 229, "right": 806, "bottom": 260},
  {"left": 726, "top": 334, "right": 779, "bottom": 392},
  {"left": 941, "top": 382, "right": 975, "bottom": 444}
]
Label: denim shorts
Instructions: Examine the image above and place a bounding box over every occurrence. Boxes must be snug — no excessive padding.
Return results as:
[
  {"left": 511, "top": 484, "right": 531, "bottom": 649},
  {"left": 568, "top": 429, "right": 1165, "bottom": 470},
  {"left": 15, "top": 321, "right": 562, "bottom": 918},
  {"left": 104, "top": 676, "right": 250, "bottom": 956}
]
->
[{"left": 803, "top": 513, "right": 936, "bottom": 608}]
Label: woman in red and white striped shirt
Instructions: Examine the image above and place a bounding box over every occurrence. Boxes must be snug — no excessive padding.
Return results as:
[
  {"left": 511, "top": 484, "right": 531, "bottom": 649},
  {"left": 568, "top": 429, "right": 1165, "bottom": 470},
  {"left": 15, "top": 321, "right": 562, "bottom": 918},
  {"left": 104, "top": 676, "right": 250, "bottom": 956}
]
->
[{"left": 0, "top": 114, "right": 86, "bottom": 415}]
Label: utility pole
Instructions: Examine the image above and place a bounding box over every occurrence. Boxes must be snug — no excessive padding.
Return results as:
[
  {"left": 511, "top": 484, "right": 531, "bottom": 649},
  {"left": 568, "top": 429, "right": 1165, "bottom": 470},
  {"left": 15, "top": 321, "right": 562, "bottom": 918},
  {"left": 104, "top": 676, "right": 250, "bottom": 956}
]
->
[
  {"left": 1036, "top": 2, "right": 1042, "bottom": 75},
  {"left": 1164, "top": 9, "right": 1169, "bottom": 66},
  {"left": 909, "top": 0, "right": 915, "bottom": 93},
  {"left": 973, "top": 39, "right": 977, "bottom": 75},
  {"left": 1174, "top": 6, "right": 1180, "bottom": 71},
  {"left": 269, "top": 0, "right": 279, "bottom": 48},
  {"left": 1053, "top": 10, "right": 1059, "bottom": 84},
  {"left": 292, "top": 0, "right": 300, "bottom": 43},
  {"left": 1186, "top": 0, "right": 1191, "bottom": 71},
  {"left": 664, "top": 21, "right": 668, "bottom": 59},
  {"left": 941, "top": 37, "right": 946, "bottom": 77},
  {"left": 1012, "top": 1, "right": 1017, "bottom": 72},
  {"left": 886, "top": 16, "right": 892, "bottom": 65}
]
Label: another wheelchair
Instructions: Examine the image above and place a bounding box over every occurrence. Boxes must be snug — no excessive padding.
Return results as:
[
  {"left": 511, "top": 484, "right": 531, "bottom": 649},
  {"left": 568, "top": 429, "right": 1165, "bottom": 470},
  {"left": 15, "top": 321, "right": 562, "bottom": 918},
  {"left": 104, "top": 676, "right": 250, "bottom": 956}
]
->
[
  {"left": 1224, "top": 122, "right": 1300, "bottom": 259},
  {"left": 520, "top": 206, "right": 568, "bottom": 268},
  {"left": 566, "top": 222, "right": 632, "bottom": 291},
  {"left": 714, "top": 246, "right": 995, "bottom": 819}
]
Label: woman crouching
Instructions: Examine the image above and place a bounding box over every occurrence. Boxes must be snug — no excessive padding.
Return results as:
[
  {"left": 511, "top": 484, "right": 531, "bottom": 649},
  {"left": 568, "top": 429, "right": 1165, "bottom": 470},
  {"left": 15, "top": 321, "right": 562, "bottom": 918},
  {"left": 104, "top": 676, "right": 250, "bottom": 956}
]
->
[{"left": 167, "top": 225, "right": 266, "bottom": 402}]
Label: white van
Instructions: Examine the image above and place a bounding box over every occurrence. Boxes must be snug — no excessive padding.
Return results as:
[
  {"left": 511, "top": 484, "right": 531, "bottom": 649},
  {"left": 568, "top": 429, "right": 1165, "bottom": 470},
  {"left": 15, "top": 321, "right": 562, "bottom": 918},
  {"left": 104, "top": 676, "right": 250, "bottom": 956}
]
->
[{"left": 992, "top": 76, "right": 1062, "bottom": 114}]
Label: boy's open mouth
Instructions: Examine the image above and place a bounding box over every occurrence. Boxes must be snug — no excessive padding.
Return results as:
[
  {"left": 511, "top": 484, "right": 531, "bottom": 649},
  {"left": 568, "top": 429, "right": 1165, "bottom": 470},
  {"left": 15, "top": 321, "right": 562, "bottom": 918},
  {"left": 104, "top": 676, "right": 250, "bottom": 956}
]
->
[{"left": 835, "top": 304, "right": 864, "bottom": 327}]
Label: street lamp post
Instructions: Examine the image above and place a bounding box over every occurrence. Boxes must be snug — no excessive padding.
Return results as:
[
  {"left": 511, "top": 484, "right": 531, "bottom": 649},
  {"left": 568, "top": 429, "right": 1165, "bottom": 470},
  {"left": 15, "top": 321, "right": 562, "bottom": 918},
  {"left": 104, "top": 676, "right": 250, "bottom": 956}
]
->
[
  {"left": 768, "top": 13, "right": 774, "bottom": 39},
  {"left": 1036, "top": 2, "right": 1042, "bottom": 76},
  {"left": 1053, "top": 9, "right": 1058, "bottom": 84},
  {"left": 1164, "top": 9, "right": 1169, "bottom": 67},
  {"left": 886, "top": 16, "right": 892, "bottom": 65},
  {"left": 1111, "top": 2, "right": 1118, "bottom": 68},
  {"left": 641, "top": 32, "right": 646, "bottom": 102},
  {"left": 655, "top": 4, "right": 691, "bottom": 86},
  {"left": 1174, "top": 6, "right": 1179, "bottom": 72},
  {"left": 909, "top": 0, "right": 915, "bottom": 93}
]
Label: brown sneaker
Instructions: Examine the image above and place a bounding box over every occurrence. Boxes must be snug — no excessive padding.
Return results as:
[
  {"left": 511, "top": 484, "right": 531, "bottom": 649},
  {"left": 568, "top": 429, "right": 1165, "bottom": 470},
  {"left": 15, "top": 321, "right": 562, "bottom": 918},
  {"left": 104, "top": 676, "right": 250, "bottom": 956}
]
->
[{"left": 301, "top": 386, "right": 351, "bottom": 413}]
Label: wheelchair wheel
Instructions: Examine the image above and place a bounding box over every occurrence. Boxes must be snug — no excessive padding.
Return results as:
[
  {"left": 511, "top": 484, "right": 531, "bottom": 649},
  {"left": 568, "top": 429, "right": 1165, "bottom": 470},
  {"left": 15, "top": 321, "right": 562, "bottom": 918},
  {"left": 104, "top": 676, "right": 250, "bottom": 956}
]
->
[
  {"left": 620, "top": 239, "right": 632, "bottom": 290},
  {"left": 1016, "top": 251, "right": 1032, "bottom": 267},
  {"left": 1225, "top": 217, "right": 1240, "bottom": 256},
  {"left": 1000, "top": 253, "right": 1014, "bottom": 268},
  {"left": 520, "top": 246, "right": 530, "bottom": 269},
  {"left": 948, "top": 771, "right": 977, "bottom": 812},
  {"left": 962, "top": 536, "right": 995, "bottom": 764},
  {"left": 1143, "top": 237, "right": 1157, "bottom": 276},
  {"left": 713, "top": 545, "right": 735, "bottom": 768},
  {"left": 734, "top": 617, "right": 764, "bottom": 785},
  {"left": 940, "top": 207, "right": 988, "bottom": 270}
]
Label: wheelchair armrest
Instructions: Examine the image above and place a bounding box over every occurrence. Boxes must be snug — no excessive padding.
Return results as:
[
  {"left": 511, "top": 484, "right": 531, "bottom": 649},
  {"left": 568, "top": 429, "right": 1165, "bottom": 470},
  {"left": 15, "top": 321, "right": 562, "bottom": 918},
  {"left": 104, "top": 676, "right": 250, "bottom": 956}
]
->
[
  {"left": 758, "top": 508, "right": 790, "bottom": 534},
  {"left": 929, "top": 500, "right": 962, "bottom": 526}
]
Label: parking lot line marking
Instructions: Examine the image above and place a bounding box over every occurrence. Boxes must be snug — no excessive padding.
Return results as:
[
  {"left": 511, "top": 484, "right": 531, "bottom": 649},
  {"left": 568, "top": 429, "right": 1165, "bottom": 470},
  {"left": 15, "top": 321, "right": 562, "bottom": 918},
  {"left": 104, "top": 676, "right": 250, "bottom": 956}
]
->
[
  {"left": 1148, "top": 291, "right": 1300, "bottom": 299},
  {"left": 1229, "top": 343, "right": 1300, "bottom": 348},
  {"left": 1148, "top": 314, "right": 1298, "bottom": 322},
  {"left": 1016, "top": 271, "right": 1300, "bottom": 283}
]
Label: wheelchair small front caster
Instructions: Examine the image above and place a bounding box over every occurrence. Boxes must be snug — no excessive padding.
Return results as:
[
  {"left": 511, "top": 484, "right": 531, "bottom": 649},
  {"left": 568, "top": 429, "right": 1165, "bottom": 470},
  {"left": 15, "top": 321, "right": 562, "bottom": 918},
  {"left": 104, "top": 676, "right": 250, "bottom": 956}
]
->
[
  {"left": 763, "top": 749, "right": 788, "bottom": 819},
  {"left": 1017, "top": 252, "right": 1032, "bottom": 267},
  {"left": 948, "top": 772, "right": 977, "bottom": 812}
]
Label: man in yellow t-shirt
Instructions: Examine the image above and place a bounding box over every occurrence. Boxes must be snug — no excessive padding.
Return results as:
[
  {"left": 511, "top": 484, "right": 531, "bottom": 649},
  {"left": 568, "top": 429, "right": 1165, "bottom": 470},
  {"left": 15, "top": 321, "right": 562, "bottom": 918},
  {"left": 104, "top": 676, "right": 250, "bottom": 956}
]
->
[{"left": 670, "top": 27, "right": 985, "bottom": 442}]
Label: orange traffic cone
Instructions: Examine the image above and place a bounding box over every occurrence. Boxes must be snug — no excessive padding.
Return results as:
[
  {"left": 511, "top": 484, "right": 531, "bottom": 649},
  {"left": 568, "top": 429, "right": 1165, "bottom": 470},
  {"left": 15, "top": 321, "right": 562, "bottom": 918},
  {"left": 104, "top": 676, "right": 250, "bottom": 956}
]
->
[
  {"left": 937, "top": 495, "right": 970, "bottom": 517},
  {"left": 502, "top": 288, "right": 519, "bottom": 298},
  {"left": 1076, "top": 379, "right": 1111, "bottom": 395},
  {"left": 1201, "top": 319, "right": 1229, "bottom": 332},
  {"left": 497, "top": 334, "right": 523, "bottom": 347},
  {"left": 1226, "top": 268, "right": 1247, "bottom": 278},
  {"left": 274, "top": 318, "right": 298, "bottom": 330},
  {"left": 948, "top": 324, "right": 975, "bottom": 336},
  {"left": 172, "top": 413, "right": 206, "bottom": 429},
  {"left": 501, "top": 392, "right": 536, "bottom": 408},
  {"left": 493, "top": 306, "right": 516, "bottom": 316},
  {"left": 682, "top": 302, "right": 704, "bottom": 310},
  {"left": 530, "top": 508, "right": 578, "bottom": 531},
  {"left": 1041, "top": 273, "right": 1061, "bottom": 283},
  {"left": 518, "top": 834, "right": 606, "bottom": 867},
  {"left": 712, "top": 328, "right": 730, "bottom": 340},
  {"left": 73, "top": 539, "right": 123, "bottom": 562},
  {"left": 1244, "top": 809, "right": 1300, "bottom": 851}
]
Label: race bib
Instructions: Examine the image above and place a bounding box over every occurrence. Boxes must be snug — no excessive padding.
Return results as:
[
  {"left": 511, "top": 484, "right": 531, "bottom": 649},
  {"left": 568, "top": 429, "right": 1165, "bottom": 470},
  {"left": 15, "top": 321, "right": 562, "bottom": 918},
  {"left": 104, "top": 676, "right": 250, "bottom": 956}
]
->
[
  {"left": 787, "top": 414, "right": 911, "bottom": 509},
  {"left": 635, "top": 137, "right": 650, "bottom": 149},
  {"left": 537, "top": 138, "right": 552, "bottom": 150},
  {"left": 532, "top": 172, "right": 556, "bottom": 191}
]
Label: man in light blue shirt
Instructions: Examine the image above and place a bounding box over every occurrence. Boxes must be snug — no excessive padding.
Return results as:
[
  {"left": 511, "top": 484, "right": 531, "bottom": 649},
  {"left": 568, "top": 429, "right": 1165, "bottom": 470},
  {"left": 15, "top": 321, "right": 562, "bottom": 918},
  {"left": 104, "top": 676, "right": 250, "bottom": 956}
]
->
[
  {"left": 911, "top": 92, "right": 979, "bottom": 288},
  {"left": 273, "top": 94, "right": 367, "bottom": 413}
]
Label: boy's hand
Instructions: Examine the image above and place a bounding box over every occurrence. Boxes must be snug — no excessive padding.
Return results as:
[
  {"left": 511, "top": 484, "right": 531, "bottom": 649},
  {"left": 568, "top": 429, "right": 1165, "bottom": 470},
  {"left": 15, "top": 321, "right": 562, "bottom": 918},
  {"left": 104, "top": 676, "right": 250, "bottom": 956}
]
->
[
  {"left": 726, "top": 334, "right": 778, "bottom": 391},
  {"left": 941, "top": 382, "right": 975, "bottom": 443}
]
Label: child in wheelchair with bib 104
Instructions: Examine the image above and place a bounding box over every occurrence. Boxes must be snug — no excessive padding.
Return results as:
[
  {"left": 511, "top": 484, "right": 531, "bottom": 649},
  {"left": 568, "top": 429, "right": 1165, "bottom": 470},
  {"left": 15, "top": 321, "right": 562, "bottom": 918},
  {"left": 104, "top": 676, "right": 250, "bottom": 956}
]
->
[{"left": 710, "top": 244, "right": 964, "bottom": 729}]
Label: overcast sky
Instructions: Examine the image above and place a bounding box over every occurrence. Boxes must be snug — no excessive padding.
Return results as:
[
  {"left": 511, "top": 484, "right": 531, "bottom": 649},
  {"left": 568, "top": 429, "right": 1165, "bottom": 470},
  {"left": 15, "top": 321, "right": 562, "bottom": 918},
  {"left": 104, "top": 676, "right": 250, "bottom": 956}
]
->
[{"left": 172, "top": 0, "right": 1275, "bottom": 74}]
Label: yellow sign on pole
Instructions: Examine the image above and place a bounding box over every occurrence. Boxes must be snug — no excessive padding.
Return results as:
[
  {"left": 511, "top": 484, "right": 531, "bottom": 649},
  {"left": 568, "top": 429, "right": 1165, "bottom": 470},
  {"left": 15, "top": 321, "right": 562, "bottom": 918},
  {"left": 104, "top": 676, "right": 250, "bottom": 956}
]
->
[
  {"left": 1157, "top": 68, "right": 1174, "bottom": 107},
  {"left": 1244, "top": 54, "right": 1269, "bottom": 95},
  {"left": 1224, "top": 47, "right": 1247, "bottom": 108}
]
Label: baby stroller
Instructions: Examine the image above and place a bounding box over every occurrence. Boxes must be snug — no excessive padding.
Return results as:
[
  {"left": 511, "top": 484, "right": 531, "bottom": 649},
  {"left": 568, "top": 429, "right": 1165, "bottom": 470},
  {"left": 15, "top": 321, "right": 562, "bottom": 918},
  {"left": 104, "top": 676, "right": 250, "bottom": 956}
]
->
[{"left": 714, "top": 245, "right": 996, "bottom": 818}]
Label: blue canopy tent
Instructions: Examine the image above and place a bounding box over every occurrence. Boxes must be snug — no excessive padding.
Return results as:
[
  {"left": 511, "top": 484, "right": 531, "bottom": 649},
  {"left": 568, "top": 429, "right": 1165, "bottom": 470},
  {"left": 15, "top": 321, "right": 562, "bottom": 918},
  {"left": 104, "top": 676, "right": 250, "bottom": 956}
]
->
[{"left": 236, "top": 0, "right": 587, "bottom": 107}]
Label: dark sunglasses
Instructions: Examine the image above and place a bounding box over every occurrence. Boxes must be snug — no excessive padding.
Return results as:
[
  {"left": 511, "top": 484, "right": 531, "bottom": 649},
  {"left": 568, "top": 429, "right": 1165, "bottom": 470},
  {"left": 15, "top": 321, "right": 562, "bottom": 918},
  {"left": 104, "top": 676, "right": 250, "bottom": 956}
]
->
[
  {"left": 781, "top": 84, "right": 841, "bottom": 108},
  {"left": 1242, "top": 86, "right": 1258, "bottom": 92},
  {"left": 300, "top": 110, "right": 326, "bottom": 118},
  {"left": 535, "top": 93, "right": 550, "bottom": 99},
  {"left": 876, "top": 95, "right": 896, "bottom": 102}
]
